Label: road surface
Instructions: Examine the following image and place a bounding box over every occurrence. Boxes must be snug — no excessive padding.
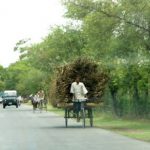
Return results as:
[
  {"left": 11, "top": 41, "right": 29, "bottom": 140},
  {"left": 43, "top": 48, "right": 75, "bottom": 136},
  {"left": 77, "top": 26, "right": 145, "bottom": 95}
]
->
[{"left": 0, "top": 104, "right": 150, "bottom": 150}]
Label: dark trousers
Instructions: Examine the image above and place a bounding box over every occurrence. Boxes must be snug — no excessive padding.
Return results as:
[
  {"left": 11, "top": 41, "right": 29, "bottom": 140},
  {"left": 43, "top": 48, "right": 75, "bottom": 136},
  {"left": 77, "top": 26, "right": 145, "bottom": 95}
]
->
[{"left": 73, "top": 102, "right": 81, "bottom": 113}]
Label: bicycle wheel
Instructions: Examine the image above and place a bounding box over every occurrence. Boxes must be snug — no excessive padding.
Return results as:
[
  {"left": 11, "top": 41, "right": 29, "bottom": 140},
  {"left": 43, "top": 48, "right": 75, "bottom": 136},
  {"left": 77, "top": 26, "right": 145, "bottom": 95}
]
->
[
  {"left": 33, "top": 102, "right": 37, "bottom": 113},
  {"left": 38, "top": 101, "right": 42, "bottom": 113},
  {"left": 44, "top": 100, "right": 48, "bottom": 112},
  {"left": 65, "top": 108, "right": 68, "bottom": 128},
  {"left": 89, "top": 109, "right": 93, "bottom": 127},
  {"left": 45, "top": 104, "right": 47, "bottom": 112},
  {"left": 81, "top": 108, "right": 86, "bottom": 128}
]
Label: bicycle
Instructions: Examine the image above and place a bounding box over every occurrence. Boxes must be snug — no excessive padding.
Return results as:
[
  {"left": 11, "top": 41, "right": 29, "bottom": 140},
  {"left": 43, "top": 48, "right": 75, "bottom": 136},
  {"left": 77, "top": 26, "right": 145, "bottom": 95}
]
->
[{"left": 64, "top": 100, "right": 95, "bottom": 128}]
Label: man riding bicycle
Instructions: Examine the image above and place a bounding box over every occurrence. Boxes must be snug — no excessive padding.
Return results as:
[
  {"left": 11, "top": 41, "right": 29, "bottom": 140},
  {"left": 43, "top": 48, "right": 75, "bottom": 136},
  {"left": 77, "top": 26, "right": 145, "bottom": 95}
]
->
[{"left": 70, "top": 76, "right": 88, "bottom": 121}]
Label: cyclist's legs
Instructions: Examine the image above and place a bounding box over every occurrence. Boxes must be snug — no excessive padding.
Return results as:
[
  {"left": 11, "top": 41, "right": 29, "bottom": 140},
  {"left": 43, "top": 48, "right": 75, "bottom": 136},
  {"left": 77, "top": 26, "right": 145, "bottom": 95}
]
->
[
  {"left": 33, "top": 101, "right": 38, "bottom": 110},
  {"left": 73, "top": 102, "right": 81, "bottom": 113}
]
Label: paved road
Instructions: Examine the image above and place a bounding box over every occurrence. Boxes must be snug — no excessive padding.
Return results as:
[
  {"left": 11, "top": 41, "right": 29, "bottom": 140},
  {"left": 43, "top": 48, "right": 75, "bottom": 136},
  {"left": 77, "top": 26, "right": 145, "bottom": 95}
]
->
[{"left": 0, "top": 104, "right": 150, "bottom": 150}]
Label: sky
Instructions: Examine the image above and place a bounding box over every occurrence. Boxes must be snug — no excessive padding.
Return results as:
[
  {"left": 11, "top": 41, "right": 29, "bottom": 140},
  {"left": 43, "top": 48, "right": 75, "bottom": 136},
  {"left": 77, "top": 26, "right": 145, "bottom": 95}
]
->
[{"left": 0, "top": 0, "right": 67, "bottom": 68}]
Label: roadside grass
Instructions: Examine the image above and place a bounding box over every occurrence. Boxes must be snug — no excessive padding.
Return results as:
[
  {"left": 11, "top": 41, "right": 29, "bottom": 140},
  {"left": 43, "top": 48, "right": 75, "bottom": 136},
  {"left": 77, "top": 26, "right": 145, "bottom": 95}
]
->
[
  {"left": 93, "top": 111, "right": 150, "bottom": 142},
  {"left": 47, "top": 104, "right": 64, "bottom": 115}
]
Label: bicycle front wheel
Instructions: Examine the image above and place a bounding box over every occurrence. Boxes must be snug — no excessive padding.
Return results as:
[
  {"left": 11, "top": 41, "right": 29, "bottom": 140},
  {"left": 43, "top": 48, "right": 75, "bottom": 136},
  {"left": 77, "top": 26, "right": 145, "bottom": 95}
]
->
[{"left": 65, "top": 108, "right": 68, "bottom": 128}]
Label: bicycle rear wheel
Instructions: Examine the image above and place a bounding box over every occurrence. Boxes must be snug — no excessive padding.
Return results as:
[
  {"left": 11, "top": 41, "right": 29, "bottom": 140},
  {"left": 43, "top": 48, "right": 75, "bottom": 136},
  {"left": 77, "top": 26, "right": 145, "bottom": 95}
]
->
[
  {"left": 65, "top": 108, "right": 68, "bottom": 128},
  {"left": 81, "top": 108, "right": 85, "bottom": 128},
  {"left": 89, "top": 109, "right": 93, "bottom": 127},
  {"left": 38, "top": 101, "right": 42, "bottom": 113}
]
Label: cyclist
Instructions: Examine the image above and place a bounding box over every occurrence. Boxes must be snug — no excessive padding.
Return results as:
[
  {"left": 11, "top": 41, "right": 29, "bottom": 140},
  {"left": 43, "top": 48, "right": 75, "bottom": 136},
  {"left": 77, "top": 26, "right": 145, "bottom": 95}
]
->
[
  {"left": 70, "top": 76, "right": 88, "bottom": 121},
  {"left": 38, "top": 90, "right": 45, "bottom": 108}
]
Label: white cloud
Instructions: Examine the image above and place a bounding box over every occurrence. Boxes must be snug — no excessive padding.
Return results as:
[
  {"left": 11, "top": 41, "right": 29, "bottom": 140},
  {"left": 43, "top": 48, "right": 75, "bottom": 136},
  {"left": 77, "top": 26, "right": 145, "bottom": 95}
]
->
[{"left": 0, "top": 0, "right": 66, "bottom": 67}]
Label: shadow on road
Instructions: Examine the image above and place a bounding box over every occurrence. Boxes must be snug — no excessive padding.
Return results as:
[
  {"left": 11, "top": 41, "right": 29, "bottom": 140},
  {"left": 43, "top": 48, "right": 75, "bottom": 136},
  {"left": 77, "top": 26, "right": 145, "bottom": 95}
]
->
[
  {"left": 39, "top": 125, "right": 94, "bottom": 130},
  {"left": 38, "top": 115, "right": 62, "bottom": 119},
  {"left": 2, "top": 107, "right": 33, "bottom": 112}
]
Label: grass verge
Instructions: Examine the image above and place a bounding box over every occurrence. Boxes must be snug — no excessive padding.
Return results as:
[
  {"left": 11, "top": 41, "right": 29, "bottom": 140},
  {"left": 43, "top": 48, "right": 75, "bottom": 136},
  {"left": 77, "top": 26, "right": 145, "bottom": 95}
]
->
[
  {"left": 47, "top": 104, "right": 64, "bottom": 115},
  {"left": 94, "top": 112, "right": 150, "bottom": 142}
]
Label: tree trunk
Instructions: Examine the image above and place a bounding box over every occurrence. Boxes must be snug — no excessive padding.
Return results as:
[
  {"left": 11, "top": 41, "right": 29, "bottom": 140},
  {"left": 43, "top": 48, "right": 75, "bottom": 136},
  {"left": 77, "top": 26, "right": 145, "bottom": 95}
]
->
[
  {"left": 109, "top": 87, "right": 119, "bottom": 116},
  {"left": 133, "top": 79, "right": 140, "bottom": 116}
]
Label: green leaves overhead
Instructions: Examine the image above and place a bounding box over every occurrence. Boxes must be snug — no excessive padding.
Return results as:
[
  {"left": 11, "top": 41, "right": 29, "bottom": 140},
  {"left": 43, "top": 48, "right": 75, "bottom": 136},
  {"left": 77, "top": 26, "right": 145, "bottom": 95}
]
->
[{"left": 18, "top": 26, "right": 86, "bottom": 72}]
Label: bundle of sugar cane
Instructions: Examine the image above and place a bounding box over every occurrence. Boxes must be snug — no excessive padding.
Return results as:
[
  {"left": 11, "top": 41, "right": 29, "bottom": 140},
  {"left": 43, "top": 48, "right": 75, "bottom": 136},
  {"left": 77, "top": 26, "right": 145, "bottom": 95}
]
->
[{"left": 51, "top": 57, "right": 108, "bottom": 106}]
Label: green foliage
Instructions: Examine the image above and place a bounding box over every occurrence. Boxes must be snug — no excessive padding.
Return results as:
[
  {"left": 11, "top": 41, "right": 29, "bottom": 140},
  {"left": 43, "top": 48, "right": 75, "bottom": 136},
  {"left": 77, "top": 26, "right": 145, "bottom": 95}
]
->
[
  {"left": 1, "top": 0, "right": 150, "bottom": 118},
  {"left": 0, "top": 80, "right": 5, "bottom": 91},
  {"left": 16, "top": 68, "right": 48, "bottom": 96},
  {"left": 17, "top": 26, "right": 86, "bottom": 72}
]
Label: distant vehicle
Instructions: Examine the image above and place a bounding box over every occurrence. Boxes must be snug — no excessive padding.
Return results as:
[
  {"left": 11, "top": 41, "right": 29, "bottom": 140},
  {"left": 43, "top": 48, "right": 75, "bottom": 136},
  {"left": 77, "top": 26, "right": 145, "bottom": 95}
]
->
[
  {"left": 2, "top": 90, "right": 18, "bottom": 108},
  {"left": 0, "top": 96, "right": 3, "bottom": 103},
  {"left": 0, "top": 92, "right": 3, "bottom": 103}
]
